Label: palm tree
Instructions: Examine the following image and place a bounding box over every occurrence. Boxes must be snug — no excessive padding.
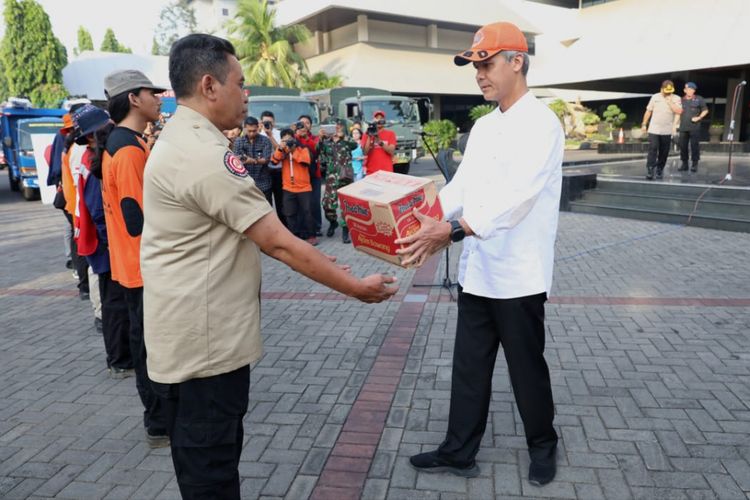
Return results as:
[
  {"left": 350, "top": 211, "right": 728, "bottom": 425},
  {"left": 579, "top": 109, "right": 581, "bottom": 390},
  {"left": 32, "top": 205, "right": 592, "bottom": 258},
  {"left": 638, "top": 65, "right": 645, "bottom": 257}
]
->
[
  {"left": 227, "top": 0, "right": 311, "bottom": 88},
  {"left": 301, "top": 71, "right": 344, "bottom": 91}
]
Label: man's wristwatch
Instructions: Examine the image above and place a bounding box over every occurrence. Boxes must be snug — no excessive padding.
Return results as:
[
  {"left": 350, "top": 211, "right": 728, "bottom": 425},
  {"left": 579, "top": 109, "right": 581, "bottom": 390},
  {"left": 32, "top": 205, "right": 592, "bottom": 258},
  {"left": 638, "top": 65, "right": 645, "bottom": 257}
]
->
[{"left": 449, "top": 220, "right": 465, "bottom": 242}]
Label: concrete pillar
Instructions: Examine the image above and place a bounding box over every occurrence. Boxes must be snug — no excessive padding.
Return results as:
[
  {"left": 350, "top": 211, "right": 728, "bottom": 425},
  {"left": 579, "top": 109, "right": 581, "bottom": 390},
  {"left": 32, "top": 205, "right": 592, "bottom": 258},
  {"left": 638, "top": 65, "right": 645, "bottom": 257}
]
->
[
  {"left": 427, "top": 24, "right": 438, "bottom": 48},
  {"left": 432, "top": 94, "right": 442, "bottom": 120},
  {"left": 314, "top": 31, "right": 323, "bottom": 56},
  {"left": 357, "top": 14, "right": 369, "bottom": 42}
]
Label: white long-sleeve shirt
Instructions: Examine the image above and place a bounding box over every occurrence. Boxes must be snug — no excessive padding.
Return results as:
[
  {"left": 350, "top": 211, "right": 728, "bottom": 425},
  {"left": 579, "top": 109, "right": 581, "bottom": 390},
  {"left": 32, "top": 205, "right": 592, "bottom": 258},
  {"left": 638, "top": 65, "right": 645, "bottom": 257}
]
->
[{"left": 439, "top": 91, "right": 563, "bottom": 299}]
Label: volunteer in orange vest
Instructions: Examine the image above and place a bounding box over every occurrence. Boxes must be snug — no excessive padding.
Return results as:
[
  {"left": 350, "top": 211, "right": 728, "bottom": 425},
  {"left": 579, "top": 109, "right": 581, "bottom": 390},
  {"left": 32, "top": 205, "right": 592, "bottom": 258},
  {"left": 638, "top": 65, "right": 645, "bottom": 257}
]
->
[{"left": 100, "top": 69, "right": 169, "bottom": 448}]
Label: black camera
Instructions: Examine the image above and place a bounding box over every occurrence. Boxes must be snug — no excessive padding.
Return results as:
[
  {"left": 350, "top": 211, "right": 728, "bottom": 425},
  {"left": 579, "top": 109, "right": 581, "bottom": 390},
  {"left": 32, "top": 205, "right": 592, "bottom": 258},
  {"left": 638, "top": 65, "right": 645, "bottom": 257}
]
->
[
  {"left": 366, "top": 122, "right": 378, "bottom": 135},
  {"left": 294, "top": 121, "right": 305, "bottom": 130},
  {"left": 263, "top": 121, "right": 272, "bottom": 130},
  {"left": 284, "top": 138, "right": 299, "bottom": 149}
]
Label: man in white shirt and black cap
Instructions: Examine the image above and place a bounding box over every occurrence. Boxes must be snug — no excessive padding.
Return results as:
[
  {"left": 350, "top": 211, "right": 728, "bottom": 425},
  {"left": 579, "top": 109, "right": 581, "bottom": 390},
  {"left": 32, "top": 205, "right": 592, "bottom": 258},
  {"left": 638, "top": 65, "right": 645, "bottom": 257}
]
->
[{"left": 396, "top": 20, "right": 563, "bottom": 486}]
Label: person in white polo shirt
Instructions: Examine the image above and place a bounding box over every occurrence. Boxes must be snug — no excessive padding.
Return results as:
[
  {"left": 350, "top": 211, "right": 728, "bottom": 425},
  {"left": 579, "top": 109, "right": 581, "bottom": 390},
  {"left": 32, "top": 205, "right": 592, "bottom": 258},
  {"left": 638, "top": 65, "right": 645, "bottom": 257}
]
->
[{"left": 395, "top": 21, "right": 562, "bottom": 486}]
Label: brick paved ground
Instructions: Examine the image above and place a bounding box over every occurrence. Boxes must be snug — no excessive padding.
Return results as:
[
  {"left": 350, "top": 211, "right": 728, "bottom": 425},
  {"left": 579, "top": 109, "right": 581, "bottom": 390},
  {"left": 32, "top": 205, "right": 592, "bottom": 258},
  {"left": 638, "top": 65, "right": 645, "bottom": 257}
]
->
[{"left": 1, "top": 175, "right": 749, "bottom": 499}]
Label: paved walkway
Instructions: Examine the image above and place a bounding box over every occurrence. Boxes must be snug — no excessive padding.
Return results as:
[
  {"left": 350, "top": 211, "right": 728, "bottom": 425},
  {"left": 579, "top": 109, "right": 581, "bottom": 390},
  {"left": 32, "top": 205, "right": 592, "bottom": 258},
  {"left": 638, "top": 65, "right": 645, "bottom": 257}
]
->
[{"left": 1, "top": 174, "right": 750, "bottom": 499}]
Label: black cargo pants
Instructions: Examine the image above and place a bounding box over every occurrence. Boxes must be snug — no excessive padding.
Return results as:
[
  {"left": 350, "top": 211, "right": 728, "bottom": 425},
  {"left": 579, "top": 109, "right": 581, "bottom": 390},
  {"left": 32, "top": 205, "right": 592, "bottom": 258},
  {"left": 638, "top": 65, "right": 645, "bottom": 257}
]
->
[{"left": 151, "top": 365, "right": 250, "bottom": 500}]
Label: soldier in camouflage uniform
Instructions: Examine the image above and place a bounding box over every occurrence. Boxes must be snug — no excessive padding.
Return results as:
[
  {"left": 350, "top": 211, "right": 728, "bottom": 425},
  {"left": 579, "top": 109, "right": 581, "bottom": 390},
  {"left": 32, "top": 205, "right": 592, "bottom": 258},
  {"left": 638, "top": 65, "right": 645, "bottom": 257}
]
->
[{"left": 319, "top": 121, "right": 357, "bottom": 243}]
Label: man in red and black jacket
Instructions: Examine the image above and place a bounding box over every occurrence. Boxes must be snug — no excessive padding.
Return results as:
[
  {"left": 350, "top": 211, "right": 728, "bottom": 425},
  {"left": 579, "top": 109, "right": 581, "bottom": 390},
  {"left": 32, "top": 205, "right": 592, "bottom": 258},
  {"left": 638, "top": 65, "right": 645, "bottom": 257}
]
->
[{"left": 295, "top": 115, "right": 323, "bottom": 236}]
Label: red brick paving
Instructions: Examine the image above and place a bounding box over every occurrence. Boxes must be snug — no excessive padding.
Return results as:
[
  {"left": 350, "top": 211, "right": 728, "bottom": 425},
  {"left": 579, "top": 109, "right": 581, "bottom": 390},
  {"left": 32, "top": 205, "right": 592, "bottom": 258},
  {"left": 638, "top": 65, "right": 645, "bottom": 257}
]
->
[{"left": 308, "top": 253, "right": 441, "bottom": 498}]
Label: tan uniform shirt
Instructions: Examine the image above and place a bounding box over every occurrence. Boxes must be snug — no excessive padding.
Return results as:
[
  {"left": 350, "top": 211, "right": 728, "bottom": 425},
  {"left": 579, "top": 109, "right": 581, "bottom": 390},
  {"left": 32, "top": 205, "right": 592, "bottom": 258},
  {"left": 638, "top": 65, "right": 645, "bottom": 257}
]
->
[
  {"left": 141, "top": 105, "right": 272, "bottom": 384},
  {"left": 646, "top": 93, "right": 682, "bottom": 136}
]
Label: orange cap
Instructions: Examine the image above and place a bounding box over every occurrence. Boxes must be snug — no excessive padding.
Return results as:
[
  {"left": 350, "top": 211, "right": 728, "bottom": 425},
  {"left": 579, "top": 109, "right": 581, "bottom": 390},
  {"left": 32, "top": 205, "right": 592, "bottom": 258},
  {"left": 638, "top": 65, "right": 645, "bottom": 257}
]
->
[
  {"left": 454, "top": 21, "right": 528, "bottom": 66},
  {"left": 60, "top": 114, "right": 74, "bottom": 136}
]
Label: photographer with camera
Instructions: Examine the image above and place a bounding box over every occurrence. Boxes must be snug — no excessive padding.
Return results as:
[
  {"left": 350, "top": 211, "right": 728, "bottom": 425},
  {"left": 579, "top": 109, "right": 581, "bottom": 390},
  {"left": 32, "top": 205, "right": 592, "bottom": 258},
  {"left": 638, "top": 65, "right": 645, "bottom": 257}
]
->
[
  {"left": 295, "top": 115, "right": 323, "bottom": 237},
  {"left": 271, "top": 128, "right": 317, "bottom": 245},
  {"left": 259, "top": 111, "right": 285, "bottom": 224},
  {"left": 233, "top": 116, "right": 273, "bottom": 204},
  {"left": 362, "top": 110, "right": 396, "bottom": 175}
]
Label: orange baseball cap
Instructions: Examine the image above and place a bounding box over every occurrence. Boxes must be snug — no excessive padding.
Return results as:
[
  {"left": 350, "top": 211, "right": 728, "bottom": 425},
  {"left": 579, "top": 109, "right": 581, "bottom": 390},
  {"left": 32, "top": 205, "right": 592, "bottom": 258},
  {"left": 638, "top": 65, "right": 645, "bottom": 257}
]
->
[
  {"left": 60, "top": 114, "right": 74, "bottom": 136},
  {"left": 454, "top": 21, "right": 528, "bottom": 66}
]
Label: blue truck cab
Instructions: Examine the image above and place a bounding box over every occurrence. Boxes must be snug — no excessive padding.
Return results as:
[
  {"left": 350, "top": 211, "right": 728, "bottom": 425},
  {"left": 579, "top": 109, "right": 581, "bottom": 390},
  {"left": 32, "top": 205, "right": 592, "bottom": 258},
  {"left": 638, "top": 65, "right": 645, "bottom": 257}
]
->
[{"left": 1, "top": 98, "right": 65, "bottom": 200}]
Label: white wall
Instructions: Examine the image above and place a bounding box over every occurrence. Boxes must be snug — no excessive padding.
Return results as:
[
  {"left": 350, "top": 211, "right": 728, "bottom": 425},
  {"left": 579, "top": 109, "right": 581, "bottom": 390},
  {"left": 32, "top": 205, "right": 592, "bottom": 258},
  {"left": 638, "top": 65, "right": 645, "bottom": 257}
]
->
[
  {"left": 329, "top": 22, "right": 358, "bottom": 50},
  {"left": 368, "top": 19, "right": 427, "bottom": 48}
]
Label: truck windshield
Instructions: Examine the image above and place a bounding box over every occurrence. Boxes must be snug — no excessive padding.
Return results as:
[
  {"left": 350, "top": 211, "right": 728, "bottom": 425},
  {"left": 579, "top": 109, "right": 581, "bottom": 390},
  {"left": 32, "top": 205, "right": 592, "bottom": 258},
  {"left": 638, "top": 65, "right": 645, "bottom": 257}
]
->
[
  {"left": 362, "top": 100, "right": 418, "bottom": 124},
  {"left": 18, "top": 121, "right": 62, "bottom": 151},
  {"left": 247, "top": 101, "right": 319, "bottom": 128}
]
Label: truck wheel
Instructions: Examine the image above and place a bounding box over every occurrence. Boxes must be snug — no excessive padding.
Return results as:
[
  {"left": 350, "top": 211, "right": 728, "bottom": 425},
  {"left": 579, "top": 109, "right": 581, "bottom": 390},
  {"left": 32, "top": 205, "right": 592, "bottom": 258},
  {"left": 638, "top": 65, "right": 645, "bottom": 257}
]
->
[
  {"left": 8, "top": 169, "right": 21, "bottom": 191},
  {"left": 394, "top": 163, "right": 411, "bottom": 175},
  {"left": 22, "top": 186, "right": 39, "bottom": 201}
]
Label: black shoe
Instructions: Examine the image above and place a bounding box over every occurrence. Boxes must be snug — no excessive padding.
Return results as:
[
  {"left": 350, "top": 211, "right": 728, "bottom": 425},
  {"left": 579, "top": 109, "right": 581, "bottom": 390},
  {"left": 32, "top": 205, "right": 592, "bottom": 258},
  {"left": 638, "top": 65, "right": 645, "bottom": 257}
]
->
[
  {"left": 528, "top": 457, "right": 557, "bottom": 486},
  {"left": 146, "top": 429, "right": 170, "bottom": 449},
  {"left": 94, "top": 317, "right": 103, "bottom": 334},
  {"left": 409, "top": 450, "right": 480, "bottom": 478},
  {"left": 79, "top": 291, "right": 90, "bottom": 301},
  {"left": 690, "top": 163, "right": 698, "bottom": 172},
  {"left": 645, "top": 174, "right": 654, "bottom": 180},
  {"left": 108, "top": 366, "right": 134, "bottom": 379},
  {"left": 655, "top": 170, "right": 663, "bottom": 180},
  {"left": 342, "top": 227, "right": 351, "bottom": 244},
  {"left": 678, "top": 162, "right": 688, "bottom": 171},
  {"left": 326, "top": 222, "right": 336, "bottom": 237},
  {"left": 315, "top": 230, "right": 323, "bottom": 237},
  {"left": 65, "top": 259, "right": 73, "bottom": 269}
]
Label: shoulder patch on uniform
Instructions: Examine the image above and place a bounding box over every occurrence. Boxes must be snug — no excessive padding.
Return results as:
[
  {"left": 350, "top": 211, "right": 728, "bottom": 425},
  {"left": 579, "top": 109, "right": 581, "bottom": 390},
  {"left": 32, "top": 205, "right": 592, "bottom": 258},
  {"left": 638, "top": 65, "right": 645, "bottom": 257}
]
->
[{"left": 223, "top": 151, "right": 248, "bottom": 178}]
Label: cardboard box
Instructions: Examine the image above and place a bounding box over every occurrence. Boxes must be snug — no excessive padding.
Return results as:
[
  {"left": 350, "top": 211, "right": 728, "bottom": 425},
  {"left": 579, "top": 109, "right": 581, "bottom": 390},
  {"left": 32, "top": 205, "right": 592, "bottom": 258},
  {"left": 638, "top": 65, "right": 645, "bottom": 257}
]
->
[{"left": 337, "top": 171, "right": 443, "bottom": 267}]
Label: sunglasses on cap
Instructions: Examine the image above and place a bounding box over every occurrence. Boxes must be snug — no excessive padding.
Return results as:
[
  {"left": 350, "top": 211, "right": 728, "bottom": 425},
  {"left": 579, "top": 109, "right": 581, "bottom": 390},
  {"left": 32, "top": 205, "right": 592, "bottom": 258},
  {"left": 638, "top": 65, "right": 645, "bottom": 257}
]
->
[{"left": 461, "top": 50, "right": 491, "bottom": 59}]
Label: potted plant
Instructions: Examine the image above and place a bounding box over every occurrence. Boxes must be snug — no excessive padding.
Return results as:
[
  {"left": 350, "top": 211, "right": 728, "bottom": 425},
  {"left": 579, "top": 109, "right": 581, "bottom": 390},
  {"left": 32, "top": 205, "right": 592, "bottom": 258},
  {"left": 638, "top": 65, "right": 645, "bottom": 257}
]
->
[{"left": 709, "top": 121, "right": 724, "bottom": 143}]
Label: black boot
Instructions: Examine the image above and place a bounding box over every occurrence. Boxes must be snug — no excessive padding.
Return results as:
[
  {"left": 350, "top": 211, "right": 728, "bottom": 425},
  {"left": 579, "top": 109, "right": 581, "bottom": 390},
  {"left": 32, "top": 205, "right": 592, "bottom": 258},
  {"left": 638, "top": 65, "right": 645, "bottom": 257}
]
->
[
  {"left": 655, "top": 168, "right": 663, "bottom": 180},
  {"left": 646, "top": 166, "right": 654, "bottom": 180},
  {"left": 326, "top": 221, "right": 336, "bottom": 237},
  {"left": 342, "top": 227, "right": 351, "bottom": 244},
  {"left": 690, "top": 162, "right": 698, "bottom": 172}
]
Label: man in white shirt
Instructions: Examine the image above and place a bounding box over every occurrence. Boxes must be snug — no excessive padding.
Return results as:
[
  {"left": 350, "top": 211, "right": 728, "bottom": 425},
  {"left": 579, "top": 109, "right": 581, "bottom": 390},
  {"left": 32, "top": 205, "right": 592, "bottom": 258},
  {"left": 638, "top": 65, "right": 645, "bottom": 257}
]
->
[
  {"left": 641, "top": 80, "right": 682, "bottom": 180},
  {"left": 395, "top": 21, "right": 563, "bottom": 486}
]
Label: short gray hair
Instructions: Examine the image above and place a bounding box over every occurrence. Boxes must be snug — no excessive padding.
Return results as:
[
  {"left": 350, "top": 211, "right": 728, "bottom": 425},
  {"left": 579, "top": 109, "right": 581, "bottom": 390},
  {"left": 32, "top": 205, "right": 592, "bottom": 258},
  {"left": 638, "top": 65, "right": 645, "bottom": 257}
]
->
[{"left": 502, "top": 51, "right": 530, "bottom": 76}]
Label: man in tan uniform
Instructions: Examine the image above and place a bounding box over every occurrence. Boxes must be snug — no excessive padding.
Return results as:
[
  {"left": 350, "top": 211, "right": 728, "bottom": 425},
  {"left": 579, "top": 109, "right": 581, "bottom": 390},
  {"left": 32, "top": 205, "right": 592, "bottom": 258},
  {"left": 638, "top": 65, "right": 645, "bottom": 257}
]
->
[
  {"left": 641, "top": 80, "right": 683, "bottom": 180},
  {"left": 142, "top": 34, "right": 398, "bottom": 499}
]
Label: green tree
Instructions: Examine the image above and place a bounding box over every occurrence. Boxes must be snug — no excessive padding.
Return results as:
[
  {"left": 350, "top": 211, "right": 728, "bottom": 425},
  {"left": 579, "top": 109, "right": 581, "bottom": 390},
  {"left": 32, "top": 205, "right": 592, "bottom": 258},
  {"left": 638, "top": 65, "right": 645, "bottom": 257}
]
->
[
  {"left": 227, "top": 0, "right": 311, "bottom": 88},
  {"left": 29, "top": 82, "right": 67, "bottom": 107},
  {"left": 152, "top": 0, "right": 196, "bottom": 56},
  {"left": 300, "top": 71, "right": 343, "bottom": 91},
  {"left": 422, "top": 119, "right": 457, "bottom": 152},
  {"left": 0, "top": 0, "right": 68, "bottom": 105},
  {"left": 74, "top": 26, "right": 94, "bottom": 56},
  {"left": 100, "top": 28, "right": 132, "bottom": 53},
  {"left": 468, "top": 103, "right": 496, "bottom": 122},
  {"left": 602, "top": 104, "right": 626, "bottom": 132},
  {"left": 0, "top": 58, "right": 8, "bottom": 101}
]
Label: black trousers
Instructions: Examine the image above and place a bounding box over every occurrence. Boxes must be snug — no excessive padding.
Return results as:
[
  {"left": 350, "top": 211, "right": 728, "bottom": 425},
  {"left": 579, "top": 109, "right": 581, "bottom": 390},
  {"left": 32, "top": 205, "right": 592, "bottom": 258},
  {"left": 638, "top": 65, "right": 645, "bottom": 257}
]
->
[
  {"left": 679, "top": 130, "right": 701, "bottom": 165},
  {"left": 122, "top": 286, "right": 167, "bottom": 435},
  {"left": 438, "top": 289, "right": 558, "bottom": 464},
  {"left": 270, "top": 170, "right": 286, "bottom": 227},
  {"left": 98, "top": 272, "right": 132, "bottom": 369},
  {"left": 151, "top": 365, "right": 250, "bottom": 500},
  {"left": 646, "top": 134, "right": 672, "bottom": 174},
  {"left": 282, "top": 190, "right": 314, "bottom": 239},
  {"left": 310, "top": 175, "right": 323, "bottom": 233},
  {"left": 63, "top": 211, "right": 89, "bottom": 293}
]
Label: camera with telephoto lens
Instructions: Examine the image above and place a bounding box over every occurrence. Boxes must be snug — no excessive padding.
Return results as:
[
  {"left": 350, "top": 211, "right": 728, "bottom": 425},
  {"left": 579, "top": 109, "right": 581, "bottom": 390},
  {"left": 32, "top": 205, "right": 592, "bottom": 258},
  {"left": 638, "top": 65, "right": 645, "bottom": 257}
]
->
[
  {"left": 366, "top": 122, "right": 378, "bottom": 135},
  {"left": 294, "top": 121, "right": 305, "bottom": 130},
  {"left": 263, "top": 121, "right": 272, "bottom": 130},
  {"left": 284, "top": 138, "right": 299, "bottom": 149}
]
